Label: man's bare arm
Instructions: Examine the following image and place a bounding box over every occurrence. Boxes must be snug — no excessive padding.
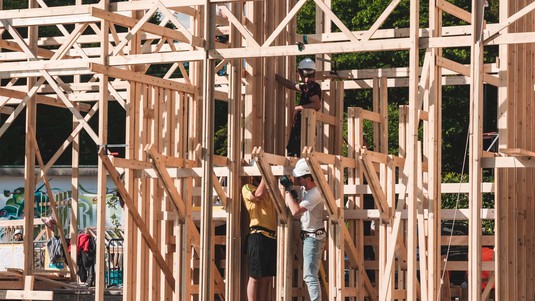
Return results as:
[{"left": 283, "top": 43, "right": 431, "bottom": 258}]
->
[
  {"left": 275, "top": 74, "right": 299, "bottom": 91},
  {"left": 250, "top": 178, "right": 267, "bottom": 201},
  {"left": 295, "top": 94, "right": 321, "bottom": 112},
  {"left": 285, "top": 192, "right": 306, "bottom": 216}
]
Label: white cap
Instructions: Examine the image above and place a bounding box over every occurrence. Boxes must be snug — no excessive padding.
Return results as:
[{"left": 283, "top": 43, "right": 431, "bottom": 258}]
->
[{"left": 14, "top": 229, "right": 22, "bottom": 235}]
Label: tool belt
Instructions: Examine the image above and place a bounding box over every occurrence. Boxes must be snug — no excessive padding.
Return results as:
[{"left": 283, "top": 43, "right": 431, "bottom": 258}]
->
[
  {"left": 250, "top": 225, "right": 276, "bottom": 239},
  {"left": 300, "top": 228, "right": 326, "bottom": 239}
]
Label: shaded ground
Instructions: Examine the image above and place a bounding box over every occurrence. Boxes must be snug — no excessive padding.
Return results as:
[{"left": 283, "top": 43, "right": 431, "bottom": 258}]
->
[{"left": 53, "top": 287, "right": 122, "bottom": 300}]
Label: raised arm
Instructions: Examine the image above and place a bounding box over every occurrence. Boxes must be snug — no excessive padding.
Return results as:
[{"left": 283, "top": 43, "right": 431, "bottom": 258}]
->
[
  {"left": 275, "top": 74, "right": 299, "bottom": 91},
  {"left": 249, "top": 178, "right": 267, "bottom": 201}
]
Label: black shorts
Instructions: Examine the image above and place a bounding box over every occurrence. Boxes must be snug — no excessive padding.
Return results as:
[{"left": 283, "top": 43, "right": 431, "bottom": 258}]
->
[{"left": 247, "top": 233, "right": 277, "bottom": 278}]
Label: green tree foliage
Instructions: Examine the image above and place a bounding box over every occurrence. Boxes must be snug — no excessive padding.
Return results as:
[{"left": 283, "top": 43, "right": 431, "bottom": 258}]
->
[
  {"left": 441, "top": 171, "right": 496, "bottom": 234},
  {"left": 297, "top": 0, "right": 499, "bottom": 175},
  {"left": 0, "top": 109, "right": 26, "bottom": 165},
  {"left": 2, "top": 0, "right": 27, "bottom": 9},
  {"left": 213, "top": 101, "right": 228, "bottom": 156},
  {"left": 214, "top": 125, "right": 228, "bottom": 156}
]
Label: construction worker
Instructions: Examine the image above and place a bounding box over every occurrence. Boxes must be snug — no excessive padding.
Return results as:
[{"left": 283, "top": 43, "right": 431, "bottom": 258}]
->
[
  {"left": 276, "top": 58, "right": 322, "bottom": 156},
  {"left": 242, "top": 160, "right": 278, "bottom": 301},
  {"left": 283, "top": 158, "right": 326, "bottom": 301},
  {"left": 12, "top": 229, "right": 23, "bottom": 241}
]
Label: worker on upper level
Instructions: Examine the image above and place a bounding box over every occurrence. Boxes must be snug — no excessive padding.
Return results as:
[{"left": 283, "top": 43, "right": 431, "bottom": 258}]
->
[{"left": 276, "top": 58, "right": 322, "bottom": 157}]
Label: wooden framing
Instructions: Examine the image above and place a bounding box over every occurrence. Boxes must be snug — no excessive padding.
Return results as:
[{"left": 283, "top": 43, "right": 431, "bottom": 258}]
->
[{"left": 1, "top": 0, "right": 534, "bottom": 300}]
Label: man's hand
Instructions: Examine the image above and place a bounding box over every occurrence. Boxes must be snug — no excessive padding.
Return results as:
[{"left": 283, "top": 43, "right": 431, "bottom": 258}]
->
[
  {"left": 292, "top": 109, "right": 299, "bottom": 121},
  {"left": 280, "top": 176, "right": 298, "bottom": 199},
  {"left": 279, "top": 175, "right": 292, "bottom": 190}
]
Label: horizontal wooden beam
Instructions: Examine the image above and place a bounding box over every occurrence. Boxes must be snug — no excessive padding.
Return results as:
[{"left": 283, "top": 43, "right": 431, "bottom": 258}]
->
[
  {"left": 0, "top": 87, "right": 91, "bottom": 112},
  {"left": 481, "top": 156, "right": 535, "bottom": 168},
  {"left": 301, "top": 150, "right": 356, "bottom": 168},
  {"left": 315, "top": 111, "right": 337, "bottom": 125},
  {"left": 0, "top": 40, "right": 73, "bottom": 60},
  {"left": 500, "top": 148, "right": 535, "bottom": 157},
  {"left": 89, "top": 63, "right": 195, "bottom": 93},
  {"left": 0, "top": 0, "right": 203, "bottom": 19},
  {"left": 90, "top": 7, "right": 202, "bottom": 47},
  {"left": 483, "top": 1, "right": 535, "bottom": 42},
  {"left": 0, "top": 219, "right": 43, "bottom": 227},
  {"left": 320, "top": 63, "right": 498, "bottom": 81},
  {"left": 344, "top": 208, "right": 495, "bottom": 220},
  {"left": 209, "top": 38, "right": 412, "bottom": 59},
  {"left": 0, "top": 290, "right": 53, "bottom": 300},
  {"left": 0, "top": 59, "right": 91, "bottom": 74},
  {"left": 358, "top": 108, "right": 382, "bottom": 123},
  {"left": 344, "top": 182, "right": 495, "bottom": 194}
]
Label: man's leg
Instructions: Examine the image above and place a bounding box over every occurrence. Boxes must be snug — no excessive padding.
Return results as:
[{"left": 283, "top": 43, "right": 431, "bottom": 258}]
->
[
  {"left": 257, "top": 277, "right": 272, "bottom": 301},
  {"left": 77, "top": 255, "right": 87, "bottom": 283},
  {"left": 286, "top": 124, "right": 301, "bottom": 157},
  {"left": 302, "top": 237, "right": 326, "bottom": 301},
  {"left": 247, "top": 277, "right": 259, "bottom": 301}
]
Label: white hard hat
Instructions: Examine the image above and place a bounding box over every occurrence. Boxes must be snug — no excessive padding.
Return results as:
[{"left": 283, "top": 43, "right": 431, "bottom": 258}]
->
[
  {"left": 14, "top": 229, "right": 22, "bottom": 235},
  {"left": 298, "top": 58, "right": 316, "bottom": 71},
  {"left": 292, "top": 158, "right": 311, "bottom": 177}
]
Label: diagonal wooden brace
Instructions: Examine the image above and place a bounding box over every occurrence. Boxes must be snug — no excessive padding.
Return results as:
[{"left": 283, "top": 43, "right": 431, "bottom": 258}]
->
[
  {"left": 360, "top": 149, "right": 389, "bottom": 223},
  {"left": 28, "top": 127, "right": 77, "bottom": 279},
  {"left": 98, "top": 149, "right": 176, "bottom": 291},
  {"left": 146, "top": 145, "right": 187, "bottom": 223},
  {"left": 342, "top": 225, "right": 378, "bottom": 300},
  {"left": 252, "top": 147, "right": 288, "bottom": 224},
  {"left": 305, "top": 151, "right": 339, "bottom": 221}
]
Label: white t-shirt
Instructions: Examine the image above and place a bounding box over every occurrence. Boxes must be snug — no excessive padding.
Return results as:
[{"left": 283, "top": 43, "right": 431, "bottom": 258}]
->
[{"left": 299, "top": 187, "right": 324, "bottom": 232}]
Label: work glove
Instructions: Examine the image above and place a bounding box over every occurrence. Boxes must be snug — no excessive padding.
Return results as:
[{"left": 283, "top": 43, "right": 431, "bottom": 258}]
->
[{"left": 279, "top": 175, "right": 298, "bottom": 199}]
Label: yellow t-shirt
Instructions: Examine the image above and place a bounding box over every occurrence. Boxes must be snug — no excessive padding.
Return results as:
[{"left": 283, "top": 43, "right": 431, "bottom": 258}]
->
[{"left": 242, "top": 184, "right": 277, "bottom": 233}]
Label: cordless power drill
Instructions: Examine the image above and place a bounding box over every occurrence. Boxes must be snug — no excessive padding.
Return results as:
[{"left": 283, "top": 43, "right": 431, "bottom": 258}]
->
[{"left": 279, "top": 175, "right": 298, "bottom": 199}]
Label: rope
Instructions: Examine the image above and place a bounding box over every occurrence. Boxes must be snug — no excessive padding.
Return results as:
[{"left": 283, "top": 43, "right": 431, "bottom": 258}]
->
[{"left": 437, "top": 117, "right": 470, "bottom": 300}]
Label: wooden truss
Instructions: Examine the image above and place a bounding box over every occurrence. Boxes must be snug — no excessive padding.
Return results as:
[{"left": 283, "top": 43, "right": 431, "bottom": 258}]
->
[{"left": 0, "top": 0, "right": 535, "bottom": 300}]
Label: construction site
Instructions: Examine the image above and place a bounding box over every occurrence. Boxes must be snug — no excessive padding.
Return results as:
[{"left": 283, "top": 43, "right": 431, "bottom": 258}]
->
[{"left": 0, "top": 0, "right": 534, "bottom": 300}]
